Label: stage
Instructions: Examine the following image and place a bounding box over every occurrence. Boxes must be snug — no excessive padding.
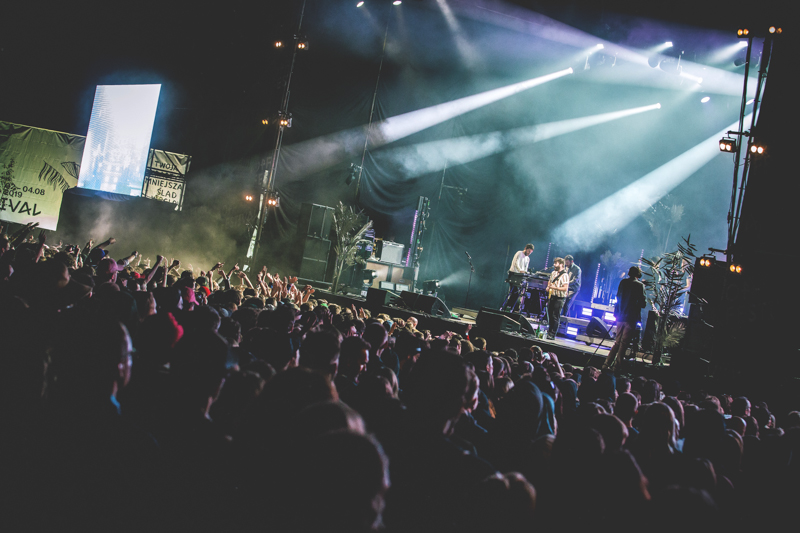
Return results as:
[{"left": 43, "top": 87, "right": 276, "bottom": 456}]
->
[{"left": 312, "top": 288, "right": 665, "bottom": 376}]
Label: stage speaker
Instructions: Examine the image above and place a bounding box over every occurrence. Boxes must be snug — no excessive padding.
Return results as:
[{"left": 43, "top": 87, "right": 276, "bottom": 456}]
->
[
  {"left": 298, "top": 237, "right": 331, "bottom": 281},
  {"left": 366, "top": 287, "right": 400, "bottom": 307},
  {"left": 586, "top": 317, "right": 614, "bottom": 339},
  {"left": 489, "top": 308, "right": 536, "bottom": 335},
  {"left": 297, "top": 203, "right": 334, "bottom": 239},
  {"left": 477, "top": 307, "right": 535, "bottom": 335},
  {"left": 400, "top": 291, "right": 451, "bottom": 317},
  {"left": 641, "top": 310, "right": 658, "bottom": 352}
]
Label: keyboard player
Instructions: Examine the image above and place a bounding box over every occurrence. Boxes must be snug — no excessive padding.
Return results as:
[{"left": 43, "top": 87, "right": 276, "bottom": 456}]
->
[{"left": 502, "top": 244, "right": 534, "bottom": 312}]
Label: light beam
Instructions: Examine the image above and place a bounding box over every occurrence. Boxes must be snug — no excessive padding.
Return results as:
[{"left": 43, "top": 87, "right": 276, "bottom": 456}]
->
[{"left": 554, "top": 115, "right": 751, "bottom": 251}]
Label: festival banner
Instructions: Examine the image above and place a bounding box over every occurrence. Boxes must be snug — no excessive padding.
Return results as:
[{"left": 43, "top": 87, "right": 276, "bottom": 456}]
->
[
  {"left": 142, "top": 149, "right": 190, "bottom": 210},
  {"left": 0, "top": 122, "right": 84, "bottom": 230}
]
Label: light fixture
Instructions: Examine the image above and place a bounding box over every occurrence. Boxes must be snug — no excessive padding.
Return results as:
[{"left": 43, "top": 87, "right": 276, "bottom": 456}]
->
[
  {"left": 423, "top": 280, "right": 440, "bottom": 294},
  {"left": 297, "top": 40, "right": 309, "bottom": 50},
  {"left": 698, "top": 257, "right": 715, "bottom": 267},
  {"left": 393, "top": 0, "right": 402, "bottom": 5},
  {"left": 737, "top": 28, "right": 749, "bottom": 37},
  {"left": 768, "top": 26, "right": 782, "bottom": 34},
  {"left": 665, "top": 41, "right": 673, "bottom": 47},
  {"left": 356, "top": 1, "right": 364, "bottom": 6},
  {"left": 701, "top": 96, "right": 711, "bottom": 103},
  {"left": 719, "top": 137, "right": 737, "bottom": 152},
  {"left": 245, "top": 194, "right": 254, "bottom": 202},
  {"left": 261, "top": 119, "right": 269, "bottom": 125},
  {"left": 729, "top": 263, "right": 743, "bottom": 274},
  {"left": 275, "top": 41, "right": 284, "bottom": 48},
  {"left": 749, "top": 142, "right": 765, "bottom": 155},
  {"left": 266, "top": 191, "right": 281, "bottom": 208},
  {"left": 277, "top": 112, "right": 292, "bottom": 128}
]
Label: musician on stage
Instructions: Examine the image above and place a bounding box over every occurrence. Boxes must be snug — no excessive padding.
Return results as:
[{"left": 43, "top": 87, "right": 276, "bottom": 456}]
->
[
  {"left": 546, "top": 257, "right": 570, "bottom": 340},
  {"left": 502, "top": 244, "right": 534, "bottom": 312},
  {"left": 562, "top": 254, "right": 582, "bottom": 318}
]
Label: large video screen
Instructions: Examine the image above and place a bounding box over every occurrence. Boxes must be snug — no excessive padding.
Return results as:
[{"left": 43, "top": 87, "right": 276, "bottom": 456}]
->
[{"left": 77, "top": 84, "right": 161, "bottom": 196}]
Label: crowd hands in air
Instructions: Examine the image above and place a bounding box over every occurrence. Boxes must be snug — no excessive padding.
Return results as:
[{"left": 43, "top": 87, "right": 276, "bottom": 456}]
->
[{"left": 1, "top": 224, "right": 799, "bottom": 532}]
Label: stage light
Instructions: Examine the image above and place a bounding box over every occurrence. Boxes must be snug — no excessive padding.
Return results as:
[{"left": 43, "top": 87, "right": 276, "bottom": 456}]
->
[
  {"left": 749, "top": 142, "right": 765, "bottom": 155},
  {"left": 737, "top": 29, "right": 749, "bottom": 36},
  {"left": 582, "top": 307, "right": 593, "bottom": 317},
  {"left": 297, "top": 40, "right": 309, "bottom": 50},
  {"left": 278, "top": 113, "right": 292, "bottom": 128},
  {"left": 245, "top": 194, "right": 254, "bottom": 202},
  {"left": 423, "top": 280, "right": 440, "bottom": 294},
  {"left": 275, "top": 41, "right": 284, "bottom": 48},
  {"left": 393, "top": 0, "right": 402, "bottom": 4},
  {"left": 701, "top": 96, "right": 711, "bottom": 103},
  {"left": 266, "top": 191, "right": 281, "bottom": 207},
  {"left": 665, "top": 41, "right": 673, "bottom": 47},
  {"left": 719, "top": 137, "right": 737, "bottom": 152},
  {"left": 698, "top": 257, "right": 716, "bottom": 267},
  {"left": 746, "top": 99, "right": 754, "bottom": 105},
  {"left": 768, "top": 26, "right": 781, "bottom": 34},
  {"left": 261, "top": 119, "right": 269, "bottom": 125},
  {"left": 356, "top": 1, "right": 364, "bottom": 6},
  {"left": 729, "top": 264, "right": 743, "bottom": 273},
  {"left": 604, "top": 312, "right": 616, "bottom": 323},
  {"left": 596, "top": 44, "right": 604, "bottom": 49},
  {"left": 566, "top": 326, "right": 579, "bottom": 336}
]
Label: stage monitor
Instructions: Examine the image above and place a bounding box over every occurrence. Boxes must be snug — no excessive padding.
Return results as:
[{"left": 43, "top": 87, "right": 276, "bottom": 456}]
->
[{"left": 77, "top": 84, "right": 161, "bottom": 196}]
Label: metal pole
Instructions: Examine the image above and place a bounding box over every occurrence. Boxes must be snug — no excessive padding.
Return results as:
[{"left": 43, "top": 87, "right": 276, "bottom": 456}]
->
[
  {"left": 251, "top": 0, "right": 307, "bottom": 267},
  {"left": 354, "top": 3, "right": 392, "bottom": 203},
  {"left": 726, "top": 35, "right": 752, "bottom": 261}
]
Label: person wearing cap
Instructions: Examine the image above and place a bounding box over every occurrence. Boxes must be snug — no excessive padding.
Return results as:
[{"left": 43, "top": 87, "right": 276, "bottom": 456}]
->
[
  {"left": 95, "top": 251, "right": 138, "bottom": 285},
  {"left": 603, "top": 266, "right": 647, "bottom": 372}
]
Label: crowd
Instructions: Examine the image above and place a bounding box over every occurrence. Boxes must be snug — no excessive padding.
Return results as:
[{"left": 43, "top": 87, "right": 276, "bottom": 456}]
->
[{"left": 1, "top": 224, "right": 799, "bottom": 532}]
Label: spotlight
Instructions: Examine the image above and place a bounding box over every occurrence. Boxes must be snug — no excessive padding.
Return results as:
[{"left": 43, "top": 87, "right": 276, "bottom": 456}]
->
[
  {"left": 749, "top": 142, "right": 765, "bottom": 155},
  {"left": 768, "top": 26, "right": 782, "bottom": 34},
  {"left": 278, "top": 112, "right": 292, "bottom": 128},
  {"left": 423, "top": 280, "right": 440, "bottom": 294},
  {"left": 261, "top": 119, "right": 269, "bottom": 125},
  {"left": 701, "top": 96, "right": 711, "bottom": 103},
  {"left": 346, "top": 163, "right": 360, "bottom": 186},
  {"left": 266, "top": 191, "right": 281, "bottom": 208},
  {"left": 719, "top": 137, "right": 737, "bottom": 152},
  {"left": 245, "top": 194, "right": 254, "bottom": 202},
  {"left": 275, "top": 41, "right": 284, "bottom": 48},
  {"left": 596, "top": 44, "right": 605, "bottom": 49},
  {"left": 698, "top": 257, "right": 716, "bottom": 267},
  {"left": 729, "top": 263, "right": 743, "bottom": 274},
  {"left": 357, "top": 1, "right": 364, "bottom": 6},
  {"left": 297, "top": 40, "right": 309, "bottom": 50},
  {"left": 665, "top": 41, "right": 673, "bottom": 47},
  {"left": 393, "top": 0, "right": 402, "bottom": 4},
  {"left": 746, "top": 99, "right": 754, "bottom": 105},
  {"left": 737, "top": 28, "right": 749, "bottom": 37}
]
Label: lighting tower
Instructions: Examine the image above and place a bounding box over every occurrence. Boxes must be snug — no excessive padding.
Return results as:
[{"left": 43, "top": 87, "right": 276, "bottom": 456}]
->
[{"left": 248, "top": 0, "right": 308, "bottom": 269}]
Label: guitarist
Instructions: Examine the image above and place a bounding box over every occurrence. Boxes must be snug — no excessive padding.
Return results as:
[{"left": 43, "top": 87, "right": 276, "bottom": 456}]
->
[{"left": 546, "top": 257, "right": 569, "bottom": 340}]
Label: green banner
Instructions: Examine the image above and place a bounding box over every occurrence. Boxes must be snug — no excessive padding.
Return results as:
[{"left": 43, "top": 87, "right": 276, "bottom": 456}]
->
[{"left": 0, "top": 121, "right": 84, "bottom": 230}]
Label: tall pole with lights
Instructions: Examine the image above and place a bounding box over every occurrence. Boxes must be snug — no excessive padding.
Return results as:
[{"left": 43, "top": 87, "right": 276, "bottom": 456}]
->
[{"left": 247, "top": 0, "right": 308, "bottom": 270}]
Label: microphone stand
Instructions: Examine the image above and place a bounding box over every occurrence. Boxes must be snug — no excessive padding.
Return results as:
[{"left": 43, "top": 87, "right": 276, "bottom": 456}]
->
[{"left": 465, "top": 252, "right": 474, "bottom": 307}]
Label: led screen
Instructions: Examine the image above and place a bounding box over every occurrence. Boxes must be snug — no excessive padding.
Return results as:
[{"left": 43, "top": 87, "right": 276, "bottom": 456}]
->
[{"left": 77, "top": 84, "right": 161, "bottom": 195}]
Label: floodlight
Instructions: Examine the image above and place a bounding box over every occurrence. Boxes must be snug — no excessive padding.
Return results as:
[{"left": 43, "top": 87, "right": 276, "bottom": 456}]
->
[
  {"left": 266, "top": 191, "right": 281, "bottom": 207},
  {"left": 737, "top": 29, "right": 749, "bottom": 37},
  {"left": 297, "top": 40, "right": 309, "bottom": 50},
  {"left": 275, "top": 41, "right": 284, "bottom": 48},
  {"left": 749, "top": 142, "right": 765, "bottom": 155},
  {"left": 719, "top": 137, "right": 737, "bottom": 152},
  {"left": 261, "top": 119, "right": 269, "bottom": 125},
  {"left": 245, "top": 194, "right": 254, "bottom": 202}
]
